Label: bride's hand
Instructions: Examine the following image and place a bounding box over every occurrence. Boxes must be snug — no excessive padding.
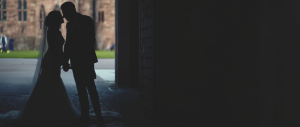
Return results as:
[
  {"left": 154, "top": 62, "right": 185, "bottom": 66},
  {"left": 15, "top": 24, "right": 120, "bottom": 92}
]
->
[{"left": 62, "top": 63, "right": 70, "bottom": 72}]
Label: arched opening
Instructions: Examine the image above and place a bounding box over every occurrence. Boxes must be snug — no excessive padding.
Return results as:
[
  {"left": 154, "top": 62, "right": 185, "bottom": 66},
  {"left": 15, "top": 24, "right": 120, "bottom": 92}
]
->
[{"left": 92, "top": 0, "right": 116, "bottom": 88}]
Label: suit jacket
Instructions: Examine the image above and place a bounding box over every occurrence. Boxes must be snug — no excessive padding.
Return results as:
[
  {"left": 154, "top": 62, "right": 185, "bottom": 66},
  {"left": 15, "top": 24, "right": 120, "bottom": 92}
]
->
[{"left": 63, "top": 13, "right": 98, "bottom": 65}]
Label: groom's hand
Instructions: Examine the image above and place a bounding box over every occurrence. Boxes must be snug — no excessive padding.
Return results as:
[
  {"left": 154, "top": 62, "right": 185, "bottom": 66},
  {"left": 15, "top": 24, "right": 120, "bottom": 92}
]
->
[{"left": 62, "top": 63, "right": 70, "bottom": 72}]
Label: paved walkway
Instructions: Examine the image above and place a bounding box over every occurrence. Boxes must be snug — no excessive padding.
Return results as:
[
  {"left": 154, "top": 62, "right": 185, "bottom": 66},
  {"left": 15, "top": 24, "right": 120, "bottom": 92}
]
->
[{"left": 0, "top": 58, "right": 156, "bottom": 127}]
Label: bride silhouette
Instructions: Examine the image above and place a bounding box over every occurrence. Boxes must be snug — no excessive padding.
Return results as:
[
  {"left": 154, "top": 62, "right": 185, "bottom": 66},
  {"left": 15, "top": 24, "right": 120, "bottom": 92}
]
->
[
  {"left": 11, "top": 10, "right": 80, "bottom": 127},
  {"left": 21, "top": 11, "right": 81, "bottom": 127},
  {"left": 0, "top": 10, "right": 120, "bottom": 127}
]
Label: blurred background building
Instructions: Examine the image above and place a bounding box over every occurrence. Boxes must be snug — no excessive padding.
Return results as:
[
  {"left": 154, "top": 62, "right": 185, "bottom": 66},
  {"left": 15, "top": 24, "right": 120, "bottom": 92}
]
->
[{"left": 1, "top": 0, "right": 115, "bottom": 50}]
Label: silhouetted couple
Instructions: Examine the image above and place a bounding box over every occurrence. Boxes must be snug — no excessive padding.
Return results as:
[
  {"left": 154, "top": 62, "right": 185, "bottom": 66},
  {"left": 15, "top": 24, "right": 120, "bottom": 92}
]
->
[{"left": 1, "top": 2, "right": 104, "bottom": 127}]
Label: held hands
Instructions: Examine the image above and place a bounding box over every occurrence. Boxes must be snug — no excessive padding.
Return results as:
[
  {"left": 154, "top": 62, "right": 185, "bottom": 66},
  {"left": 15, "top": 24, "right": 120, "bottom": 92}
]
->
[{"left": 62, "top": 63, "right": 71, "bottom": 72}]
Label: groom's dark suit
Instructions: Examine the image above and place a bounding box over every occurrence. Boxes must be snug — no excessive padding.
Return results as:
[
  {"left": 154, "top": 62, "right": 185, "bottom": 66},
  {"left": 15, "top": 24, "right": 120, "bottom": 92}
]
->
[{"left": 63, "top": 13, "right": 102, "bottom": 121}]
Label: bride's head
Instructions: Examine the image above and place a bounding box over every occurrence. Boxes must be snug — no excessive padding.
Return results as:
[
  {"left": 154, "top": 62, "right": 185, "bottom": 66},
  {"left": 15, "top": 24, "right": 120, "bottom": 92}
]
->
[{"left": 45, "top": 11, "right": 64, "bottom": 29}]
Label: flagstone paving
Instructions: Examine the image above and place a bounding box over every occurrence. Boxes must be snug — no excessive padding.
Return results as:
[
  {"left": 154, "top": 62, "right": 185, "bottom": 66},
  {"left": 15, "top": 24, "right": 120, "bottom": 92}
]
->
[{"left": 0, "top": 58, "right": 156, "bottom": 127}]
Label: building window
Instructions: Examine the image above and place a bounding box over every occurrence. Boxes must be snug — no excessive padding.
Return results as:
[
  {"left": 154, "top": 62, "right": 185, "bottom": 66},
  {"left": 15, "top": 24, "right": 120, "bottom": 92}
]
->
[
  {"left": 23, "top": 11, "right": 26, "bottom": 21},
  {"left": 98, "top": 11, "right": 100, "bottom": 23},
  {"left": 1, "top": 27, "right": 3, "bottom": 33},
  {"left": 18, "top": 0, "right": 22, "bottom": 9},
  {"left": 3, "top": 11, "right": 5, "bottom": 21},
  {"left": 22, "top": 27, "right": 24, "bottom": 33},
  {"left": 18, "top": 11, "right": 22, "bottom": 21},
  {"left": 0, "top": 0, "right": 6, "bottom": 22},
  {"left": 101, "top": 11, "right": 104, "bottom": 22},
  {"left": 19, "top": 0, "right": 27, "bottom": 22},
  {"left": 3, "top": 0, "right": 5, "bottom": 9},
  {"left": 40, "top": 21, "right": 42, "bottom": 29},
  {"left": 40, "top": 5, "right": 46, "bottom": 29},
  {"left": 40, "top": 10, "right": 42, "bottom": 19},
  {"left": 23, "top": 0, "right": 26, "bottom": 9},
  {"left": 98, "top": 11, "right": 104, "bottom": 23}
]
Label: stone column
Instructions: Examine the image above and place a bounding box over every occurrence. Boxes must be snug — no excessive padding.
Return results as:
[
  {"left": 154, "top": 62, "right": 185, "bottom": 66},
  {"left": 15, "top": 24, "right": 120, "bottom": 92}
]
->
[{"left": 115, "top": 0, "right": 139, "bottom": 87}]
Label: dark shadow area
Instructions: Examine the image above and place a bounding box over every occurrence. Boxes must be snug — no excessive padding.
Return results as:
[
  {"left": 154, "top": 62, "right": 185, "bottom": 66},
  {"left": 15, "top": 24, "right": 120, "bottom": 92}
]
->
[
  {"left": 5, "top": 0, "right": 300, "bottom": 127},
  {"left": 116, "top": 0, "right": 259, "bottom": 126}
]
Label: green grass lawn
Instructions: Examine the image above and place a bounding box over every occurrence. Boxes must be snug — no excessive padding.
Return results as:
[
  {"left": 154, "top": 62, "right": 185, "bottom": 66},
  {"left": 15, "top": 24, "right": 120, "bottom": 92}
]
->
[
  {"left": 0, "top": 50, "right": 115, "bottom": 58},
  {"left": 95, "top": 50, "right": 115, "bottom": 58}
]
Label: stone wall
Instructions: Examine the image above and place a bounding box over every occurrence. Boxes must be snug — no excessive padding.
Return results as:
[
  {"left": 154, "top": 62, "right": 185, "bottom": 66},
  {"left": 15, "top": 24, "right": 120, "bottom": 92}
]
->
[
  {"left": 13, "top": 36, "right": 36, "bottom": 50},
  {"left": 35, "top": 0, "right": 76, "bottom": 46},
  {"left": 1, "top": 0, "right": 115, "bottom": 50},
  {"left": 96, "top": 0, "right": 115, "bottom": 50}
]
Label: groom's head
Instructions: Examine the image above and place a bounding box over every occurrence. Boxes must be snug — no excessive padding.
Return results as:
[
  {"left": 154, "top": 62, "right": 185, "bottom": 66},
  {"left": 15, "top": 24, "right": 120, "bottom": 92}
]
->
[{"left": 61, "top": 1, "right": 77, "bottom": 21}]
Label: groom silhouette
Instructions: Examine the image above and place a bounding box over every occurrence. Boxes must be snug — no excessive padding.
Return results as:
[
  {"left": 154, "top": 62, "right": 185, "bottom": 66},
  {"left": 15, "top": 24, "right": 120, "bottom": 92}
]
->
[{"left": 61, "top": 2, "right": 103, "bottom": 126}]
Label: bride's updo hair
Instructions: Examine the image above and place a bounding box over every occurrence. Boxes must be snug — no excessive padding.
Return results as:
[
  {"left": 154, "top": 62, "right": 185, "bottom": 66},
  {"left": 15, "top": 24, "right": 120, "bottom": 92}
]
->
[{"left": 45, "top": 11, "right": 64, "bottom": 28}]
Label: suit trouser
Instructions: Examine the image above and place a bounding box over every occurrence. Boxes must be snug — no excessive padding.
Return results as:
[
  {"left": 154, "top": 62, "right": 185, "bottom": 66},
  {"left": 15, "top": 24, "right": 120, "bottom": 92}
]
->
[
  {"left": 71, "top": 59, "right": 102, "bottom": 121},
  {"left": 2, "top": 44, "right": 6, "bottom": 52},
  {"left": 9, "top": 44, "right": 13, "bottom": 51}
]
